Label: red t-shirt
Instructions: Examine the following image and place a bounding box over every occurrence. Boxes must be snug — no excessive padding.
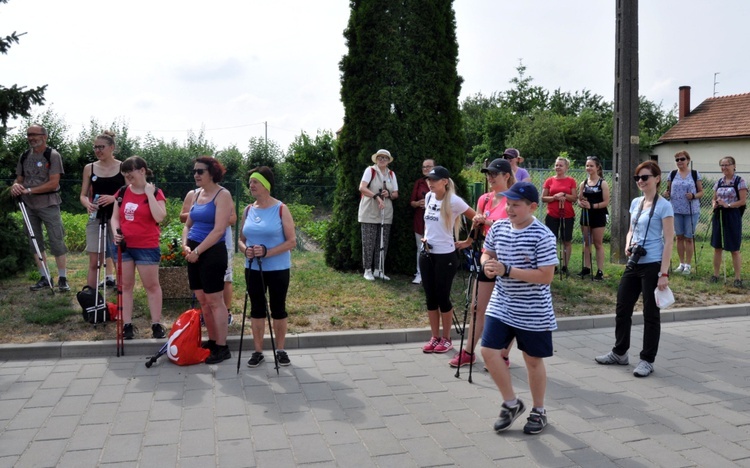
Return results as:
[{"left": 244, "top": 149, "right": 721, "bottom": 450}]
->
[
  {"left": 119, "top": 186, "right": 166, "bottom": 249},
  {"left": 543, "top": 176, "right": 576, "bottom": 219}
]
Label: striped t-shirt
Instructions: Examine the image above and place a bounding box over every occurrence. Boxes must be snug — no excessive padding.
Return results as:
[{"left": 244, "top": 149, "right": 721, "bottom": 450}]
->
[{"left": 483, "top": 217, "right": 558, "bottom": 331}]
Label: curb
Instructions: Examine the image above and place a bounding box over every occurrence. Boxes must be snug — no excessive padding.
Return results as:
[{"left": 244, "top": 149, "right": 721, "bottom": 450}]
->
[{"left": 1, "top": 303, "right": 748, "bottom": 361}]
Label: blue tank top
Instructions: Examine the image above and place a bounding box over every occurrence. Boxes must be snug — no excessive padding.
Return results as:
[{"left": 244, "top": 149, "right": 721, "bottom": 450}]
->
[
  {"left": 242, "top": 202, "right": 291, "bottom": 271},
  {"left": 188, "top": 189, "right": 227, "bottom": 245}
]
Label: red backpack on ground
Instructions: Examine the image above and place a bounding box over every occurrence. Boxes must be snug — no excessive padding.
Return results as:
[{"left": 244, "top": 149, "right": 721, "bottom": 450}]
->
[{"left": 166, "top": 309, "right": 210, "bottom": 366}]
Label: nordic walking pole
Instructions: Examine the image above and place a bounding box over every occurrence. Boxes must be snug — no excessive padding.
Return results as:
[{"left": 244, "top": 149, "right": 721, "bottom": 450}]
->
[
  {"left": 558, "top": 199, "right": 565, "bottom": 280},
  {"left": 455, "top": 225, "right": 479, "bottom": 380},
  {"left": 257, "top": 253, "right": 279, "bottom": 374},
  {"left": 116, "top": 229, "right": 125, "bottom": 357},
  {"left": 378, "top": 181, "right": 387, "bottom": 280},
  {"left": 17, "top": 199, "right": 55, "bottom": 294},
  {"left": 720, "top": 209, "right": 727, "bottom": 284},
  {"left": 466, "top": 228, "right": 483, "bottom": 383},
  {"left": 696, "top": 208, "right": 715, "bottom": 267},
  {"left": 237, "top": 253, "right": 252, "bottom": 374},
  {"left": 688, "top": 189, "right": 697, "bottom": 275}
]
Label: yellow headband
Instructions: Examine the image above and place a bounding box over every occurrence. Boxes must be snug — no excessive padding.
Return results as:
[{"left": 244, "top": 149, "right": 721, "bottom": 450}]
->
[{"left": 250, "top": 172, "right": 271, "bottom": 191}]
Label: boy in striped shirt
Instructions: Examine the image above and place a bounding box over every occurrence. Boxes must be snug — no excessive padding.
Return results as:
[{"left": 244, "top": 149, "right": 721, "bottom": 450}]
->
[{"left": 480, "top": 181, "right": 558, "bottom": 435}]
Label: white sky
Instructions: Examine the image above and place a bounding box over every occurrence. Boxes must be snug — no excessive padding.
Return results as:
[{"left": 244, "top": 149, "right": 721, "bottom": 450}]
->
[{"left": 3, "top": 1, "right": 748, "bottom": 152}]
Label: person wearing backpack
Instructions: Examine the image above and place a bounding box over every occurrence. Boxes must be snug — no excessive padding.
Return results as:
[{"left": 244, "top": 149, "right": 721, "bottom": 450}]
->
[
  {"left": 711, "top": 156, "right": 747, "bottom": 287},
  {"left": 10, "top": 124, "right": 70, "bottom": 292},
  {"left": 358, "top": 149, "right": 399, "bottom": 281},
  {"left": 664, "top": 151, "right": 704, "bottom": 276}
]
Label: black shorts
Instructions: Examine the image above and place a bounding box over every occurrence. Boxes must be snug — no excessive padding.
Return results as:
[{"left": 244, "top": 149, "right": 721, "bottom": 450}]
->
[
  {"left": 187, "top": 240, "right": 227, "bottom": 294},
  {"left": 580, "top": 208, "right": 607, "bottom": 229},
  {"left": 545, "top": 215, "right": 575, "bottom": 242},
  {"left": 245, "top": 268, "right": 290, "bottom": 320}
]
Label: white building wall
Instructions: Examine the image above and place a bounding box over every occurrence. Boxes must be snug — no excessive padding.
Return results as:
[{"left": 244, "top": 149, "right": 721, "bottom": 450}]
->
[{"left": 651, "top": 139, "right": 750, "bottom": 175}]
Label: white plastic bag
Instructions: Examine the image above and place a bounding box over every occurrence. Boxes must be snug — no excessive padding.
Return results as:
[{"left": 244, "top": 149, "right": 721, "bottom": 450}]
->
[{"left": 654, "top": 286, "right": 675, "bottom": 309}]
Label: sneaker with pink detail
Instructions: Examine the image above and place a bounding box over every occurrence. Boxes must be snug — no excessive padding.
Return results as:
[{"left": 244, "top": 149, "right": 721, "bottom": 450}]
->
[
  {"left": 449, "top": 349, "right": 476, "bottom": 367},
  {"left": 433, "top": 337, "right": 453, "bottom": 353},
  {"left": 422, "top": 336, "right": 440, "bottom": 353}
]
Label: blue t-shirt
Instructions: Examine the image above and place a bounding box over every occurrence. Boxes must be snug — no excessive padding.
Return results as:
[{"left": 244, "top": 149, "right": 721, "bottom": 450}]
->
[
  {"left": 242, "top": 202, "right": 291, "bottom": 271},
  {"left": 628, "top": 196, "right": 674, "bottom": 264},
  {"left": 483, "top": 217, "right": 559, "bottom": 332}
]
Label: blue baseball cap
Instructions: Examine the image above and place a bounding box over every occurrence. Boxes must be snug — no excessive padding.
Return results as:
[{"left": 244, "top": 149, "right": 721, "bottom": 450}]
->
[{"left": 501, "top": 181, "right": 539, "bottom": 204}]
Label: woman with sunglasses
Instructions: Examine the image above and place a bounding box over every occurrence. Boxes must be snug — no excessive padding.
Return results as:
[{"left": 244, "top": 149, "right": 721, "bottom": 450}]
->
[
  {"left": 110, "top": 156, "right": 167, "bottom": 339},
  {"left": 596, "top": 161, "right": 673, "bottom": 378},
  {"left": 358, "top": 149, "right": 399, "bottom": 281},
  {"left": 449, "top": 158, "right": 515, "bottom": 368},
  {"left": 710, "top": 156, "right": 747, "bottom": 287},
  {"left": 79, "top": 131, "right": 125, "bottom": 291},
  {"left": 182, "top": 157, "right": 234, "bottom": 364},
  {"left": 541, "top": 157, "right": 577, "bottom": 274},
  {"left": 502, "top": 148, "right": 531, "bottom": 183},
  {"left": 576, "top": 156, "right": 610, "bottom": 281},
  {"left": 664, "top": 151, "right": 704, "bottom": 276}
]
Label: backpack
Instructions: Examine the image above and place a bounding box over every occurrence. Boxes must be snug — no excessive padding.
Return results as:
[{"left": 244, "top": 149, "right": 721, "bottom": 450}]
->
[
  {"left": 166, "top": 308, "right": 210, "bottom": 366},
  {"left": 76, "top": 286, "right": 116, "bottom": 324},
  {"left": 360, "top": 167, "right": 395, "bottom": 199},
  {"left": 19, "top": 147, "right": 61, "bottom": 194},
  {"left": 668, "top": 169, "right": 698, "bottom": 186},
  {"left": 718, "top": 175, "right": 746, "bottom": 216}
]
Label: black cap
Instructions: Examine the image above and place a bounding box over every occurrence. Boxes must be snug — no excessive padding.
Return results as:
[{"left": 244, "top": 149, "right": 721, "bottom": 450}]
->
[
  {"left": 481, "top": 158, "right": 512, "bottom": 174},
  {"left": 425, "top": 166, "right": 451, "bottom": 180}
]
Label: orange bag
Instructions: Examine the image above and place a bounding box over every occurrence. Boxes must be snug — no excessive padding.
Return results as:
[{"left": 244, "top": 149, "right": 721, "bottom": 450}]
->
[{"left": 166, "top": 309, "right": 210, "bottom": 366}]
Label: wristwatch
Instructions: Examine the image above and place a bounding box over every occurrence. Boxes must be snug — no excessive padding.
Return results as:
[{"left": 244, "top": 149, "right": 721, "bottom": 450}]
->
[{"left": 658, "top": 272, "right": 669, "bottom": 278}]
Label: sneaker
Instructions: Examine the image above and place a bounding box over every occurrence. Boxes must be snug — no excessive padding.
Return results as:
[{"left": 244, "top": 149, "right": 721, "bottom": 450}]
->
[
  {"left": 710, "top": 275, "right": 719, "bottom": 283},
  {"left": 576, "top": 267, "right": 591, "bottom": 279},
  {"left": 201, "top": 339, "right": 217, "bottom": 351},
  {"left": 205, "top": 345, "right": 231, "bottom": 364},
  {"left": 123, "top": 323, "right": 135, "bottom": 340},
  {"left": 374, "top": 269, "right": 390, "bottom": 281},
  {"left": 675, "top": 264, "right": 685, "bottom": 273},
  {"left": 363, "top": 269, "right": 375, "bottom": 281},
  {"left": 595, "top": 350, "right": 629, "bottom": 365},
  {"left": 449, "top": 349, "right": 476, "bottom": 368},
  {"left": 411, "top": 273, "right": 422, "bottom": 284},
  {"left": 681, "top": 264, "right": 691, "bottom": 275},
  {"left": 422, "top": 336, "right": 440, "bottom": 353},
  {"left": 733, "top": 279, "right": 743, "bottom": 288},
  {"left": 57, "top": 277, "right": 70, "bottom": 292},
  {"left": 503, "top": 356, "right": 510, "bottom": 367},
  {"left": 276, "top": 350, "right": 291, "bottom": 366},
  {"left": 633, "top": 360, "right": 654, "bottom": 377},
  {"left": 227, "top": 313, "right": 233, "bottom": 325},
  {"left": 151, "top": 323, "right": 167, "bottom": 339},
  {"left": 561, "top": 266, "right": 568, "bottom": 275},
  {"left": 30, "top": 277, "right": 51, "bottom": 291},
  {"left": 493, "top": 399, "right": 526, "bottom": 432},
  {"left": 593, "top": 270, "right": 604, "bottom": 282},
  {"left": 433, "top": 337, "right": 453, "bottom": 353},
  {"left": 246, "top": 352, "right": 265, "bottom": 367},
  {"left": 98, "top": 278, "right": 116, "bottom": 288},
  {"left": 523, "top": 409, "right": 548, "bottom": 434}
]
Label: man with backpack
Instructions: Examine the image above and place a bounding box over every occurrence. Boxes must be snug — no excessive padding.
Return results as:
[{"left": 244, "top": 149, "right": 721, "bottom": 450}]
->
[{"left": 9, "top": 125, "right": 69, "bottom": 292}]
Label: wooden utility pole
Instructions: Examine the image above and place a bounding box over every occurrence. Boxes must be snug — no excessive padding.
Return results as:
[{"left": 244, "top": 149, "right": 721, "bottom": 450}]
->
[{"left": 611, "top": 0, "right": 639, "bottom": 264}]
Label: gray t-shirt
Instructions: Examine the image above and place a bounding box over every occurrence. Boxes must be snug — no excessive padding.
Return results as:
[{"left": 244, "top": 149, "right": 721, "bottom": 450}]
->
[{"left": 16, "top": 147, "right": 64, "bottom": 209}]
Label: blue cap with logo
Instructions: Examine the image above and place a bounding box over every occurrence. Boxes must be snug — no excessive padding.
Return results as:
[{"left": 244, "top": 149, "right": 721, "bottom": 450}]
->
[{"left": 500, "top": 181, "right": 539, "bottom": 204}]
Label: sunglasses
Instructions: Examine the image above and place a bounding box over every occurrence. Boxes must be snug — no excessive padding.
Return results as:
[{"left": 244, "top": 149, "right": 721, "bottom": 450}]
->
[
  {"left": 675, "top": 157, "right": 687, "bottom": 162},
  {"left": 192, "top": 168, "right": 206, "bottom": 175},
  {"left": 633, "top": 174, "right": 654, "bottom": 182}
]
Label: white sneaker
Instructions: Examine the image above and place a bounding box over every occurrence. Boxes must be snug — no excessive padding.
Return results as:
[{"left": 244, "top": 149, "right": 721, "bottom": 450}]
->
[
  {"left": 682, "top": 264, "right": 691, "bottom": 275},
  {"left": 374, "top": 269, "right": 390, "bottom": 281},
  {"left": 411, "top": 273, "right": 422, "bottom": 284},
  {"left": 363, "top": 269, "right": 375, "bottom": 281},
  {"left": 675, "top": 264, "right": 685, "bottom": 273}
]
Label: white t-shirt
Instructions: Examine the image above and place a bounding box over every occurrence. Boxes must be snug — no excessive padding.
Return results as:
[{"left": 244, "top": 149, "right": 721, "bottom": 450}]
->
[{"left": 423, "top": 192, "right": 470, "bottom": 254}]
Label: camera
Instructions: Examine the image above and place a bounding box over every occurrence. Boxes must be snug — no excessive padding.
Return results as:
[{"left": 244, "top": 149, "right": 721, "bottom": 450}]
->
[{"left": 626, "top": 245, "right": 647, "bottom": 270}]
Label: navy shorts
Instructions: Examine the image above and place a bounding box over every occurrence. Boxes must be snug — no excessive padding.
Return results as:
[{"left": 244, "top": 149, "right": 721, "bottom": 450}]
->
[{"left": 482, "top": 315, "right": 553, "bottom": 358}]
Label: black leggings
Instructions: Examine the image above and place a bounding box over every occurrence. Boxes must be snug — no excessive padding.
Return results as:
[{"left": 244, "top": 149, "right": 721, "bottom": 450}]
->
[
  {"left": 419, "top": 250, "right": 459, "bottom": 312},
  {"left": 245, "top": 268, "right": 290, "bottom": 320}
]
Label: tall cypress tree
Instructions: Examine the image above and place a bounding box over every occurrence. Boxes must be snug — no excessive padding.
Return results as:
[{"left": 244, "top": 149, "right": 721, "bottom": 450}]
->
[{"left": 326, "top": 0, "right": 464, "bottom": 273}]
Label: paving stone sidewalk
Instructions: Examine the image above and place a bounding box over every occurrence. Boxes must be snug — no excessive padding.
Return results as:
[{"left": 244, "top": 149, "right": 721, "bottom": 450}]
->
[{"left": 1, "top": 316, "right": 749, "bottom": 467}]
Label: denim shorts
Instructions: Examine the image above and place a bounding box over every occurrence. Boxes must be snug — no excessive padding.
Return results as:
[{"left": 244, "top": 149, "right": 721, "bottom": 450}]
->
[
  {"left": 121, "top": 247, "right": 161, "bottom": 265},
  {"left": 674, "top": 212, "right": 700, "bottom": 238}
]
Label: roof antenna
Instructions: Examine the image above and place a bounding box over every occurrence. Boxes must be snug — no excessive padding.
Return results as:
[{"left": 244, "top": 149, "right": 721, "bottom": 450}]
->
[{"left": 713, "top": 72, "right": 720, "bottom": 97}]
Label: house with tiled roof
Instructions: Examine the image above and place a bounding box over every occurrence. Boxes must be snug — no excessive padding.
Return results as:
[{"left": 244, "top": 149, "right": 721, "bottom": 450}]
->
[{"left": 652, "top": 86, "right": 750, "bottom": 174}]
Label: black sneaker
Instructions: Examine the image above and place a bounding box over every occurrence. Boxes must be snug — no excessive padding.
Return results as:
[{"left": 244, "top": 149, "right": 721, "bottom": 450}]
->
[
  {"left": 201, "top": 339, "right": 217, "bottom": 351},
  {"left": 99, "top": 278, "right": 116, "bottom": 288},
  {"left": 151, "top": 323, "right": 167, "bottom": 339},
  {"left": 561, "top": 266, "right": 568, "bottom": 275},
  {"left": 247, "top": 352, "right": 265, "bottom": 368},
  {"left": 276, "top": 350, "right": 291, "bottom": 366},
  {"left": 523, "top": 409, "right": 548, "bottom": 434},
  {"left": 30, "top": 277, "right": 51, "bottom": 291},
  {"left": 493, "top": 399, "right": 526, "bottom": 432},
  {"left": 733, "top": 279, "right": 743, "bottom": 288},
  {"left": 123, "top": 323, "right": 135, "bottom": 340},
  {"left": 57, "top": 277, "right": 70, "bottom": 292},
  {"left": 593, "top": 270, "right": 604, "bottom": 282},
  {"left": 576, "top": 267, "right": 591, "bottom": 279},
  {"left": 205, "top": 345, "right": 231, "bottom": 364}
]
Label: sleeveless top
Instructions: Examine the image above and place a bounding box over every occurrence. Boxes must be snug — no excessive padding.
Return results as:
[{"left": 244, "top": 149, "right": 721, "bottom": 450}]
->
[
  {"left": 90, "top": 162, "right": 125, "bottom": 220},
  {"left": 581, "top": 178, "right": 606, "bottom": 209},
  {"left": 188, "top": 188, "right": 227, "bottom": 245},
  {"left": 242, "top": 202, "right": 291, "bottom": 271}
]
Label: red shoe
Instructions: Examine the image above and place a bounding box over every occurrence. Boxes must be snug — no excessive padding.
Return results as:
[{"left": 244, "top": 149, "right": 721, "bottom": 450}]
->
[
  {"left": 433, "top": 337, "right": 454, "bottom": 354},
  {"left": 449, "top": 349, "right": 476, "bottom": 368},
  {"left": 422, "top": 336, "right": 440, "bottom": 353}
]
